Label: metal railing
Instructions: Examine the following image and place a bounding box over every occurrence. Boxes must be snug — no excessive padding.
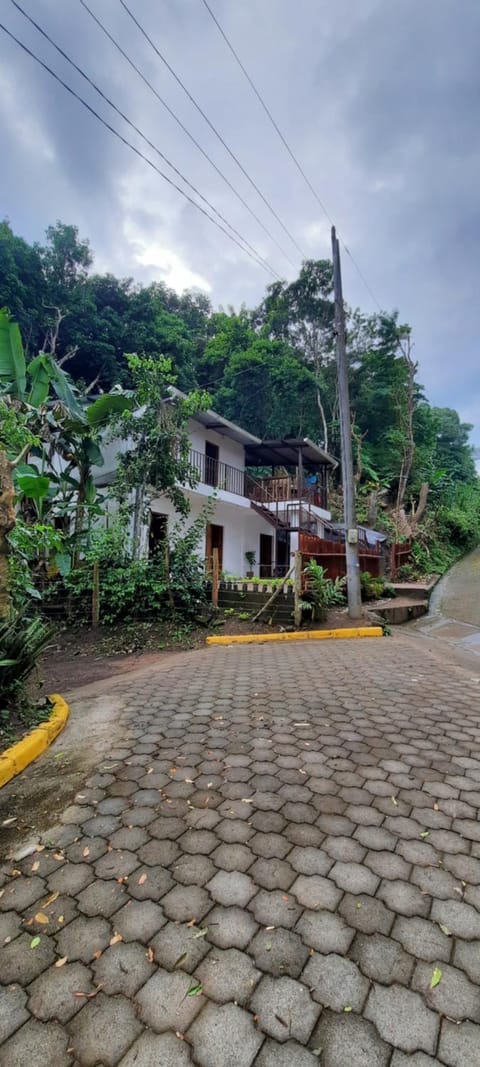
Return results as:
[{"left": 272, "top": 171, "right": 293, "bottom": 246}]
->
[{"left": 189, "top": 449, "right": 247, "bottom": 497}]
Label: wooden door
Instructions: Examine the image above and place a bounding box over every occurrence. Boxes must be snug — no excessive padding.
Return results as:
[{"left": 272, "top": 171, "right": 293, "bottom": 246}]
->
[
  {"left": 205, "top": 441, "right": 219, "bottom": 487},
  {"left": 206, "top": 523, "right": 223, "bottom": 573},
  {"left": 259, "top": 533, "right": 273, "bottom": 578}
]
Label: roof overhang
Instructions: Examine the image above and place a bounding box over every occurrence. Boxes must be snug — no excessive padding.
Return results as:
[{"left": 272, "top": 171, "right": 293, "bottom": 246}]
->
[
  {"left": 167, "top": 387, "right": 261, "bottom": 447},
  {"left": 245, "top": 437, "right": 338, "bottom": 470}
]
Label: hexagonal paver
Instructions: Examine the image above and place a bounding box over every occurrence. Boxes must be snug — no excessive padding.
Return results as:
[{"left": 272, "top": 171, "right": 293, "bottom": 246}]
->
[
  {"left": 76, "top": 878, "right": 127, "bottom": 917},
  {"left": 249, "top": 889, "right": 302, "bottom": 929},
  {"left": 438, "top": 1018, "right": 480, "bottom": 1067},
  {"left": 255, "top": 1039, "right": 321, "bottom": 1066},
  {"left": 92, "top": 941, "right": 155, "bottom": 996},
  {"left": 302, "top": 952, "right": 369, "bottom": 1012},
  {"left": 56, "top": 915, "right": 111, "bottom": 964},
  {"left": 28, "top": 961, "right": 93, "bottom": 1022},
  {"left": 207, "top": 871, "right": 256, "bottom": 907},
  {"left": 249, "top": 926, "right": 309, "bottom": 978},
  {"left": 186, "top": 1001, "right": 264, "bottom": 1067},
  {"left": 118, "top": 1031, "right": 194, "bottom": 1066},
  {"left": 110, "top": 899, "right": 165, "bottom": 943},
  {"left": 350, "top": 932, "right": 415, "bottom": 986},
  {"left": 290, "top": 874, "right": 342, "bottom": 910},
  {"left": 412, "top": 961, "right": 480, "bottom": 1022},
  {"left": 0, "top": 984, "right": 29, "bottom": 1044},
  {"left": 160, "top": 884, "right": 211, "bottom": 922},
  {"left": 206, "top": 905, "right": 258, "bottom": 949},
  {"left": 251, "top": 975, "right": 320, "bottom": 1044},
  {"left": 309, "top": 1009, "right": 391, "bottom": 1067},
  {"left": 296, "top": 909, "right": 354, "bottom": 954},
  {"left": 0, "top": 932, "right": 56, "bottom": 984},
  {"left": 135, "top": 968, "right": 204, "bottom": 1032},
  {"left": 365, "top": 983, "right": 440, "bottom": 1054},
  {"left": 196, "top": 947, "right": 261, "bottom": 1004},
  {"left": 68, "top": 992, "right": 143, "bottom": 1066},
  {"left": 150, "top": 920, "right": 210, "bottom": 973},
  {"left": 0, "top": 1019, "right": 71, "bottom": 1067}
]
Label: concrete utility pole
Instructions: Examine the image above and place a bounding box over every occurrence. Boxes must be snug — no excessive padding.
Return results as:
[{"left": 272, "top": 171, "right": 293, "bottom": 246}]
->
[{"left": 331, "top": 226, "right": 362, "bottom": 619}]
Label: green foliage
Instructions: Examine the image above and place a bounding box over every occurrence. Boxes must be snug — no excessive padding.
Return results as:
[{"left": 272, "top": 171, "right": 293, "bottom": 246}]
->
[
  {"left": 303, "top": 560, "right": 347, "bottom": 621},
  {"left": 0, "top": 613, "right": 52, "bottom": 709},
  {"left": 360, "top": 571, "right": 390, "bottom": 601},
  {"left": 63, "top": 509, "right": 210, "bottom": 624},
  {"left": 7, "top": 519, "right": 68, "bottom": 609}
]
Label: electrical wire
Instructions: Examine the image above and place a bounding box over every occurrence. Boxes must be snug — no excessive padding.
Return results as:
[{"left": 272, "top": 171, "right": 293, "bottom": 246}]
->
[
  {"left": 79, "top": 0, "right": 291, "bottom": 272},
  {"left": 118, "top": 0, "right": 306, "bottom": 266},
  {"left": 200, "top": 0, "right": 383, "bottom": 311},
  {"left": 9, "top": 0, "right": 279, "bottom": 280},
  {"left": 0, "top": 22, "right": 277, "bottom": 277}
]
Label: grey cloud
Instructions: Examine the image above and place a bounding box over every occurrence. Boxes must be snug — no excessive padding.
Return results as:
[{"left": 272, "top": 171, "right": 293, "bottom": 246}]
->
[{"left": 1, "top": 0, "right": 479, "bottom": 439}]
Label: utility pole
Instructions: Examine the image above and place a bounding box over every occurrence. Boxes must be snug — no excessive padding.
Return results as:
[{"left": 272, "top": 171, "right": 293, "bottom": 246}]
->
[{"left": 331, "top": 226, "right": 362, "bottom": 619}]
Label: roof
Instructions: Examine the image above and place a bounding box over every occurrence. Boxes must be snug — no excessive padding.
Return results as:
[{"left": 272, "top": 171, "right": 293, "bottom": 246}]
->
[
  {"left": 167, "top": 387, "right": 261, "bottom": 447},
  {"left": 245, "top": 437, "right": 338, "bottom": 469}
]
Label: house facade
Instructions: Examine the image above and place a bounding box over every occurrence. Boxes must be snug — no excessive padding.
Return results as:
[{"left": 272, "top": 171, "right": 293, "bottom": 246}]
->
[{"left": 95, "top": 400, "right": 337, "bottom": 579}]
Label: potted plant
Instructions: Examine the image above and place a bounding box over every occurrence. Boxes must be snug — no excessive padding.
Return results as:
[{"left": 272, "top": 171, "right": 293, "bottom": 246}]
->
[{"left": 245, "top": 551, "right": 256, "bottom": 578}]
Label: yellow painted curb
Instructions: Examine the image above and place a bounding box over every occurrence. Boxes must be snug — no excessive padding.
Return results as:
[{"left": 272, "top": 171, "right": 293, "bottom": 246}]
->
[
  {"left": 0, "top": 694, "right": 70, "bottom": 789},
  {"left": 207, "top": 626, "right": 384, "bottom": 646}
]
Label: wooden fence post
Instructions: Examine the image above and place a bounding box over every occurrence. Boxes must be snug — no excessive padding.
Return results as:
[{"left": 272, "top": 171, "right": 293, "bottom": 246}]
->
[
  {"left": 212, "top": 547, "right": 219, "bottom": 608},
  {"left": 92, "top": 560, "right": 100, "bottom": 628},
  {"left": 294, "top": 550, "right": 303, "bottom": 629}
]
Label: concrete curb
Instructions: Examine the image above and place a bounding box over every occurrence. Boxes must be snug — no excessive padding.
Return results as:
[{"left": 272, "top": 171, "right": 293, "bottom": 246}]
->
[
  {"left": 0, "top": 694, "right": 70, "bottom": 789},
  {"left": 207, "top": 626, "right": 384, "bottom": 646}
]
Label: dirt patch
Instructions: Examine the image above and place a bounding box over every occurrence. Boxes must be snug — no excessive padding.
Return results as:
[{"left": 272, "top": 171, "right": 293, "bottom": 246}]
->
[{"left": 36, "top": 609, "right": 374, "bottom": 693}]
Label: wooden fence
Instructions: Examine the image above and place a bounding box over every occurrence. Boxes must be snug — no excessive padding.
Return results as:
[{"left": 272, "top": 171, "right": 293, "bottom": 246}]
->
[
  {"left": 299, "top": 532, "right": 382, "bottom": 580},
  {"left": 390, "top": 541, "right": 412, "bottom": 579}
]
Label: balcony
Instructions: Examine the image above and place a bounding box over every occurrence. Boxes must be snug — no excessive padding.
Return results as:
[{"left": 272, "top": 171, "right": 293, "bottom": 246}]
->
[
  {"left": 188, "top": 450, "right": 328, "bottom": 509},
  {"left": 189, "top": 449, "right": 247, "bottom": 497}
]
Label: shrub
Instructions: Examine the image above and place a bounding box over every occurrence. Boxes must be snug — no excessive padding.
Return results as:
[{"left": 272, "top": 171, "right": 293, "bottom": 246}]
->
[
  {"left": 1, "top": 613, "right": 53, "bottom": 710},
  {"left": 303, "top": 560, "right": 347, "bottom": 621}
]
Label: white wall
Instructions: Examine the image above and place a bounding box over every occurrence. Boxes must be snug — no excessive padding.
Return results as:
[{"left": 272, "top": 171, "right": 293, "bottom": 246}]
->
[
  {"left": 150, "top": 490, "right": 275, "bottom": 576},
  {"left": 187, "top": 420, "right": 245, "bottom": 471}
]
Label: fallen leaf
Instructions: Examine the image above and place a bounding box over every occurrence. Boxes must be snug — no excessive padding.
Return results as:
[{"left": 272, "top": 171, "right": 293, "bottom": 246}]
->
[
  {"left": 433, "top": 803, "right": 439, "bottom": 811},
  {"left": 343, "top": 1005, "right": 353, "bottom": 1013},
  {"left": 282, "top": 896, "right": 289, "bottom": 902},
  {"left": 55, "top": 957, "right": 68, "bottom": 968},
  {"left": 93, "top": 950, "right": 103, "bottom": 959},
  {"left": 58, "top": 916, "right": 64, "bottom": 924},
  {"left": 147, "top": 947, "right": 154, "bottom": 962},
  {"left": 147, "top": 768, "right": 153, "bottom": 774},
  {"left": 241, "top": 798, "right": 254, "bottom": 803},
  {"left": 192, "top": 927, "right": 208, "bottom": 939},
  {"left": 82, "top": 847, "right": 90, "bottom": 858},
  {"left": 170, "top": 767, "right": 177, "bottom": 775},
  {"left": 275, "top": 1014, "right": 288, "bottom": 1027},
  {"left": 355, "top": 902, "right": 362, "bottom": 909},
  {"left": 186, "top": 918, "right": 197, "bottom": 928},
  {"left": 175, "top": 1032, "right": 185, "bottom": 1040},
  {"left": 2, "top": 817, "right": 17, "bottom": 826},
  {"left": 138, "top": 873, "right": 147, "bottom": 885},
  {"left": 74, "top": 983, "right": 104, "bottom": 999},
  {"left": 109, "top": 932, "right": 123, "bottom": 946},
  {"left": 185, "top": 778, "right": 194, "bottom": 784},
  {"left": 420, "top": 831, "right": 430, "bottom": 839},
  {"left": 53, "top": 853, "right": 64, "bottom": 861},
  {"left": 391, "top": 796, "right": 398, "bottom": 806},
  {"left": 174, "top": 953, "right": 189, "bottom": 969},
  {"left": 42, "top": 892, "right": 59, "bottom": 908},
  {"left": 265, "top": 942, "right": 272, "bottom": 951},
  {"left": 187, "top": 982, "right": 203, "bottom": 997},
  {"left": 299, "top": 769, "right": 306, "bottom": 775},
  {"left": 430, "top": 967, "right": 442, "bottom": 989},
  {"left": 31, "top": 861, "right": 40, "bottom": 873},
  {"left": 34, "top": 912, "right": 49, "bottom": 925},
  {"left": 30, "top": 936, "right": 41, "bottom": 949},
  {"left": 439, "top": 924, "right": 451, "bottom": 936},
  {"left": 265, "top": 926, "right": 275, "bottom": 931}
]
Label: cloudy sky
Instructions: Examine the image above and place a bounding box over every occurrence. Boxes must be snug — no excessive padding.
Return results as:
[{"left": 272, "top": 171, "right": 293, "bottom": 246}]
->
[{"left": 2, "top": 0, "right": 480, "bottom": 443}]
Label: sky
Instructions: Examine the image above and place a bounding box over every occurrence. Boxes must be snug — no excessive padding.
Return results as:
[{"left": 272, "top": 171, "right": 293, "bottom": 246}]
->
[{"left": 1, "top": 0, "right": 480, "bottom": 444}]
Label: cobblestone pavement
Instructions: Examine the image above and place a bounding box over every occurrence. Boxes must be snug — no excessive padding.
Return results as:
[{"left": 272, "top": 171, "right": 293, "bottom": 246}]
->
[{"left": 1, "top": 635, "right": 480, "bottom": 1066}]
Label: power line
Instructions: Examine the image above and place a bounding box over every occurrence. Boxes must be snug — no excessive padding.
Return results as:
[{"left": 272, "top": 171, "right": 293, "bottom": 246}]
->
[
  {"left": 9, "top": 0, "right": 279, "bottom": 280},
  {"left": 118, "top": 0, "right": 306, "bottom": 266},
  {"left": 0, "top": 22, "right": 277, "bottom": 277},
  {"left": 79, "top": 0, "right": 292, "bottom": 272},
  {"left": 200, "top": 0, "right": 383, "bottom": 311}
]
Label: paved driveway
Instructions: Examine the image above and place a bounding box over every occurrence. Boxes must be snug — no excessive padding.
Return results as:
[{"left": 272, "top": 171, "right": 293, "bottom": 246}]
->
[{"left": 1, "top": 635, "right": 480, "bottom": 1066}]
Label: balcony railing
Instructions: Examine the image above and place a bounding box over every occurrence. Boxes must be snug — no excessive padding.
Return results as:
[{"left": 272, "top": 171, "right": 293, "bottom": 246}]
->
[
  {"left": 188, "top": 450, "right": 327, "bottom": 508},
  {"left": 189, "top": 449, "right": 247, "bottom": 497}
]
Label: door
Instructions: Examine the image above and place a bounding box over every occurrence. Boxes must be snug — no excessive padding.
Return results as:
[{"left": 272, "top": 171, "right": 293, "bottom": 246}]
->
[
  {"left": 205, "top": 441, "right": 219, "bottom": 487},
  {"left": 259, "top": 533, "right": 273, "bottom": 578},
  {"left": 276, "top": 529, "right": 290, "bottom": 576},
  {"left": 206, "top": 523, "right": 223, "bottom": 574},
  {"left": 149, "top": 513, "right": 168, "bottom": 557}
]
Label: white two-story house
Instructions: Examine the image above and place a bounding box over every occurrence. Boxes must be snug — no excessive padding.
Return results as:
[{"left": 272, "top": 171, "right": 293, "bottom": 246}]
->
[{"left": 95, "top": 395, "right": 337, "bottom": 579}]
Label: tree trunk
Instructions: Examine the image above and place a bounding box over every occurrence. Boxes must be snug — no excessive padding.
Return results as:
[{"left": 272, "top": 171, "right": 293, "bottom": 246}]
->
[
  {"left": 0, "top": 450, "right": 16, "bottom": 617},
  {"left": 315, "top": 386, "right": 328, "bottom": 452}
]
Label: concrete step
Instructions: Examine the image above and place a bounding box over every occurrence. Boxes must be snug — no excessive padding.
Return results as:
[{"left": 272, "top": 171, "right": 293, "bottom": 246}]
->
[{"left": 375, "top": 597, "right": 429, "bottom": 625}]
